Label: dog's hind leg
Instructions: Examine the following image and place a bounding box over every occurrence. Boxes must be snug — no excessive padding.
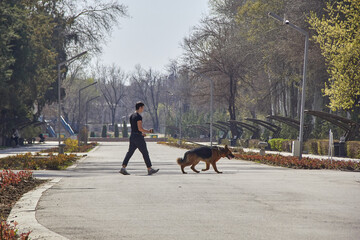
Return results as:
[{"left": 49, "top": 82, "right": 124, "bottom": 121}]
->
[
  {"left": 190, "top": 164, "right": 200, "bottom": 173},
  {"left": 202, "top": 162, "right": 210, "bottom": 172},
  {"left": 211, "top": 162, "right": 223, "bottom": 174},
  {"left": 181, "top": 165, "right": 187, "bottom": 174}
]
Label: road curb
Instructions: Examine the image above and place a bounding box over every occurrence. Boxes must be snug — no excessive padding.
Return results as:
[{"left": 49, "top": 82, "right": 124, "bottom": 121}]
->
[
  {"left": 7, "top": 178, "right": 68, "bottom": 240},
  {"left": 6, "top": 150, "right": 94, "bottom": 239}
]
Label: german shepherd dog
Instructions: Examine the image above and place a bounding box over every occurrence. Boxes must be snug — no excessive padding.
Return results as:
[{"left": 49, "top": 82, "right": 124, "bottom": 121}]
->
[{"left": 177, "top": 145, "right": 235, "bottom": 174}]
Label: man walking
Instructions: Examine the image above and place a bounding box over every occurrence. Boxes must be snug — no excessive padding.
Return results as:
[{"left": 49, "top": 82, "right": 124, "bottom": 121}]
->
[{"left": 120, "top": 102, "right": 159, "bottom": 175}]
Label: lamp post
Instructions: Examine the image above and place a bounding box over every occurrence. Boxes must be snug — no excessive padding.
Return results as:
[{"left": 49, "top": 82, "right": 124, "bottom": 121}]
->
[
  {"left": 85, "top": 96, "right": 100, "bottom": 126},
  {"left": 190, "top": 69, "right": 214, "bottom": 147},
  {"left": 268, "top": 12, "right": 309, "bottom": 160},
  {"left": 57, "top": 51, "right": 87, "bottom": 153},
  {"left": 78, "top": 82, "right": 98, "bottom": 131},
  {"left": 78, "top": 82, "right": 97, "bottom": 146},
  {"left": 84, "top": 96, "right": 100, "bottom": 144}
]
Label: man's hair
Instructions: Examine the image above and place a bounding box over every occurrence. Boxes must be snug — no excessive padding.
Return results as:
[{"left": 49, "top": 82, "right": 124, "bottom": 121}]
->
[{"left": 135, "top": 101, "right": 145, "bottom": 110}]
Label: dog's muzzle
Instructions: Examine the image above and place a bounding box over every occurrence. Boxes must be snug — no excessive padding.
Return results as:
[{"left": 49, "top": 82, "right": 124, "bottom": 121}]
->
[{"left": 227, "top": 154, "right": 235, "bottom": 159}]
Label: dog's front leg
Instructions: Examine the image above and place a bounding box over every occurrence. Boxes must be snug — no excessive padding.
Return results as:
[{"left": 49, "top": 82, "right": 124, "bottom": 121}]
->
[
  {"left": 202, "top": 162, "right": 210, "bottom": 172},
  {"left": 211, "top": 162, "right": 222, "bottom": 174}
]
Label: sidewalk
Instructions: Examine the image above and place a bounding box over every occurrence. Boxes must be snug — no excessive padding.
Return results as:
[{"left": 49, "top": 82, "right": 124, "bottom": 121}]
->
[
  {"left": 9, "top": 142, "right": 360, "bottom": 240},
  {"left": 0, "top": 142, "right": 58, "bottom": 158}
]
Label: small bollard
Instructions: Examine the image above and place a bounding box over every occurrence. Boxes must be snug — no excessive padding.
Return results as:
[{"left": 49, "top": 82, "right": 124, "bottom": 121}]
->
[
  {"left": 59, "top": 144, "right": 66, "bottom": 154},
  {"left": 258, "top": 142, "right": 268, "bottom": 156}
]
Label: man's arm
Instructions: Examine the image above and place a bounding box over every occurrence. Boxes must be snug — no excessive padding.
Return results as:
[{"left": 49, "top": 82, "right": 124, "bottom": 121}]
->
[{"left": 137, "top": 120, "right": 153, "bottom": 134}]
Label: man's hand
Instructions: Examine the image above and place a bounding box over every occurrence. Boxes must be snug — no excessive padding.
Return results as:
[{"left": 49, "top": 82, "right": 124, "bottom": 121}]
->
[
  {"left": 149, "top": 128, "right": 154, "bottom": 133},
  {"left": 142, "top": 133, "right": 146, "bottom": 137}
]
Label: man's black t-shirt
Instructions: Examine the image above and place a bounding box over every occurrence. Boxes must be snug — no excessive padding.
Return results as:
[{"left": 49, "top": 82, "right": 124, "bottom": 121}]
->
[{"left": 130, "top": 112, "right": 142, "bottom": 134}]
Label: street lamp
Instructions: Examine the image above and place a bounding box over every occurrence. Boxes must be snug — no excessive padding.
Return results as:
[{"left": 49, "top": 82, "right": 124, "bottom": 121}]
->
[
  {"left": 84, "top": 95, "right": 100, "bottom": 144},
  {"left": 58, "top": 51, "right": 87, "bottom": 153},
  {"left": 78, "top": 82, "right": 98, "bottom": 131},
  {"left": 86, "top": 96, "right": 100, "bottom": 126},
  {"left": 190, "top": 69, "right": 214, "bottom": 147},
  {"left": 268, "top": 12, "right": 309, "bottom": 160}
]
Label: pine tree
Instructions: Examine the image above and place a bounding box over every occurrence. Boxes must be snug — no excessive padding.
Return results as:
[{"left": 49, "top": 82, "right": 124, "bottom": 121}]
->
[
  {"left": 114, "top": 123, "right": 119, "bottom": 138},
  {"left": 101, "top": 125, "right": 107, "bottom": 138},
  {"left": 122, "top": 121, "right": 128, "bottom": 138}
]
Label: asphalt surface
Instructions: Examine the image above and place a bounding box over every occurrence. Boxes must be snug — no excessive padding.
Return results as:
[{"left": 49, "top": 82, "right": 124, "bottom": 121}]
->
[{"left": 28, "top": 142, "right": 360, "bottom": 240}]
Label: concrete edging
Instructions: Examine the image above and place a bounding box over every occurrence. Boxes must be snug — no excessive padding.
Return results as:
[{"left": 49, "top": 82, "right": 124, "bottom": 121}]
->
[
  {"left": 5, "top": 147, "right": 95, "bottom": 239},
  {"left": 7, "top": 178, "right": 68, "bottom": 240}
]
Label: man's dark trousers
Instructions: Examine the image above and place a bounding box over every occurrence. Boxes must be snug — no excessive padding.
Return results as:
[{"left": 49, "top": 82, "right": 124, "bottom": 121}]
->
[{"left": 122, "top": 133, "right": 152, "bottom": 168}]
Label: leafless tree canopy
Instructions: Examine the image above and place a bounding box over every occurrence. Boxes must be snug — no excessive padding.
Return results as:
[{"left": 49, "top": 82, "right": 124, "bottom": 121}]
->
[{"left": 95, "top": 65, "right": 127, "bottom": 126}]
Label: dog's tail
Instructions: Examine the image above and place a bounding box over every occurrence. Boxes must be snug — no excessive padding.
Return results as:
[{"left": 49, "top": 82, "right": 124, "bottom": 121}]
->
[
  {"left": 177, "top": 157, "right": 184, "bottom": 165},
  {"left": 177, "top": 152, "right": 188, "bottom": 165}
]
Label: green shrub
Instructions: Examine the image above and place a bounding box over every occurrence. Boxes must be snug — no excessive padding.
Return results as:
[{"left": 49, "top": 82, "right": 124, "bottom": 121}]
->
[
  {"left": 220, "top": 139, "right": 230, "bottom": 146},
  {"left": 122, "top": 121, "right": 128, "bottom": 138},
  {"left": 114, "top": 124, "right": 119, "bottom": 138},
  {"left": 304, "top": 139, "right": 318, "bottom": 154},
  {"left": 268, "top": 139, "right": 279, "bottom": 151},
  {"left": 101, "top": 125, "right": 107, "bottom": 138},
  {"left": 267, "top": 139, "right": 293, "bottom": 152},
  {"left": 79, "top": 127, "right": 88, "bottom": 143},
  {"left": 346, "top": 141, "right": 360, "bottom": 158},
  {"left": 317, "top": 140, "right": 329, "bottom": 155}
]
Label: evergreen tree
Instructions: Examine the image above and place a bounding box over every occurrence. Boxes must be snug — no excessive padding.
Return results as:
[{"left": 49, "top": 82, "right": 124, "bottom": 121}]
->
[
  {"left": 114, "top": 123, "right": 119, "bottom": 138},
  {"left": 122, "top": 121, "right": 128, "bottom": 138},
  {"left": 101, "top": 125, "right": 107, "bottom": 138}
]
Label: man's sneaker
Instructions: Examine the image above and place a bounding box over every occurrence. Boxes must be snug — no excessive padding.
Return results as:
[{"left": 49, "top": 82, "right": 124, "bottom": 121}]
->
[
  {"left": 148, "top": 168, "right": 159, "bottom": 175},
  {"left": 119, "top": 168, "right": 130, "bottom": 175}
]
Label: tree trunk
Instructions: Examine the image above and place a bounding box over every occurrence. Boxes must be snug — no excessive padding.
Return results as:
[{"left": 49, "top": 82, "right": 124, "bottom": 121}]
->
[{"left": 228, "top": 75, "right": 238, "bottom": 139}]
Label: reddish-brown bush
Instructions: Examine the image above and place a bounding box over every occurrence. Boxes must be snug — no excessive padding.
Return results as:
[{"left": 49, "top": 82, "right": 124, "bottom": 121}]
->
[{"left": 234, "top": 153, "right": 360, "bottom": 171}]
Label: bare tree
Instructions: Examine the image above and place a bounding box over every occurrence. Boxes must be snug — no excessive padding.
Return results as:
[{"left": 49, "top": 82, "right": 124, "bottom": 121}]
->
[
  {"left": 96, "top": 64, "right": 127, "bottom": 126},
  {"left": 183, "top": 14, "right": 258, "bottom": 137},
  {"left": 62, "top": 0, "right": 128, "bottom": 54},
  {"left": 130, "top": 65, "right": 163, "bottom": 132}
]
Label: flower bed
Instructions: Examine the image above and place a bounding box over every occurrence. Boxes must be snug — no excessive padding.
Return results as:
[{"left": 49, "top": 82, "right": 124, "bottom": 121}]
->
[
  {"left": 41, "top": 141, "right": 98, "bottom": 153},
  {"left": 0, "top": 170, "right": 33, "bottom": 192},
  {"left": 0, "top": 153, "right": 79, "bottom": 170},
  {"left": 1, "top": 221, "right": 30, "bottom": 240},
  {"left": 1, "top": 169, "right": 45, "bottom": 239},
  {"left": 234, "top": 153, "right": 360, "bottom": 171}
]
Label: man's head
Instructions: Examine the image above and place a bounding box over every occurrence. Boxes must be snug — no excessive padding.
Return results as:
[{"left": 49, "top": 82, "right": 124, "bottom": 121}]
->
[{"left": 135, "top": 101, "right": 145, "bottom": 113}]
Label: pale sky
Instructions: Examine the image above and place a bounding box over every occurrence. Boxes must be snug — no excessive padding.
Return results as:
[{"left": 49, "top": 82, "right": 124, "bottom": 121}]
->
[{"left": 97, "top": 0, "right": 209, "bottom": 73}]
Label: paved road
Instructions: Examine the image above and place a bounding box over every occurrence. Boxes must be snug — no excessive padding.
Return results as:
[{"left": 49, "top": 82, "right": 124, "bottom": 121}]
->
[{"left": 35, "top": 142, "right": 360, "bottom": 240}]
